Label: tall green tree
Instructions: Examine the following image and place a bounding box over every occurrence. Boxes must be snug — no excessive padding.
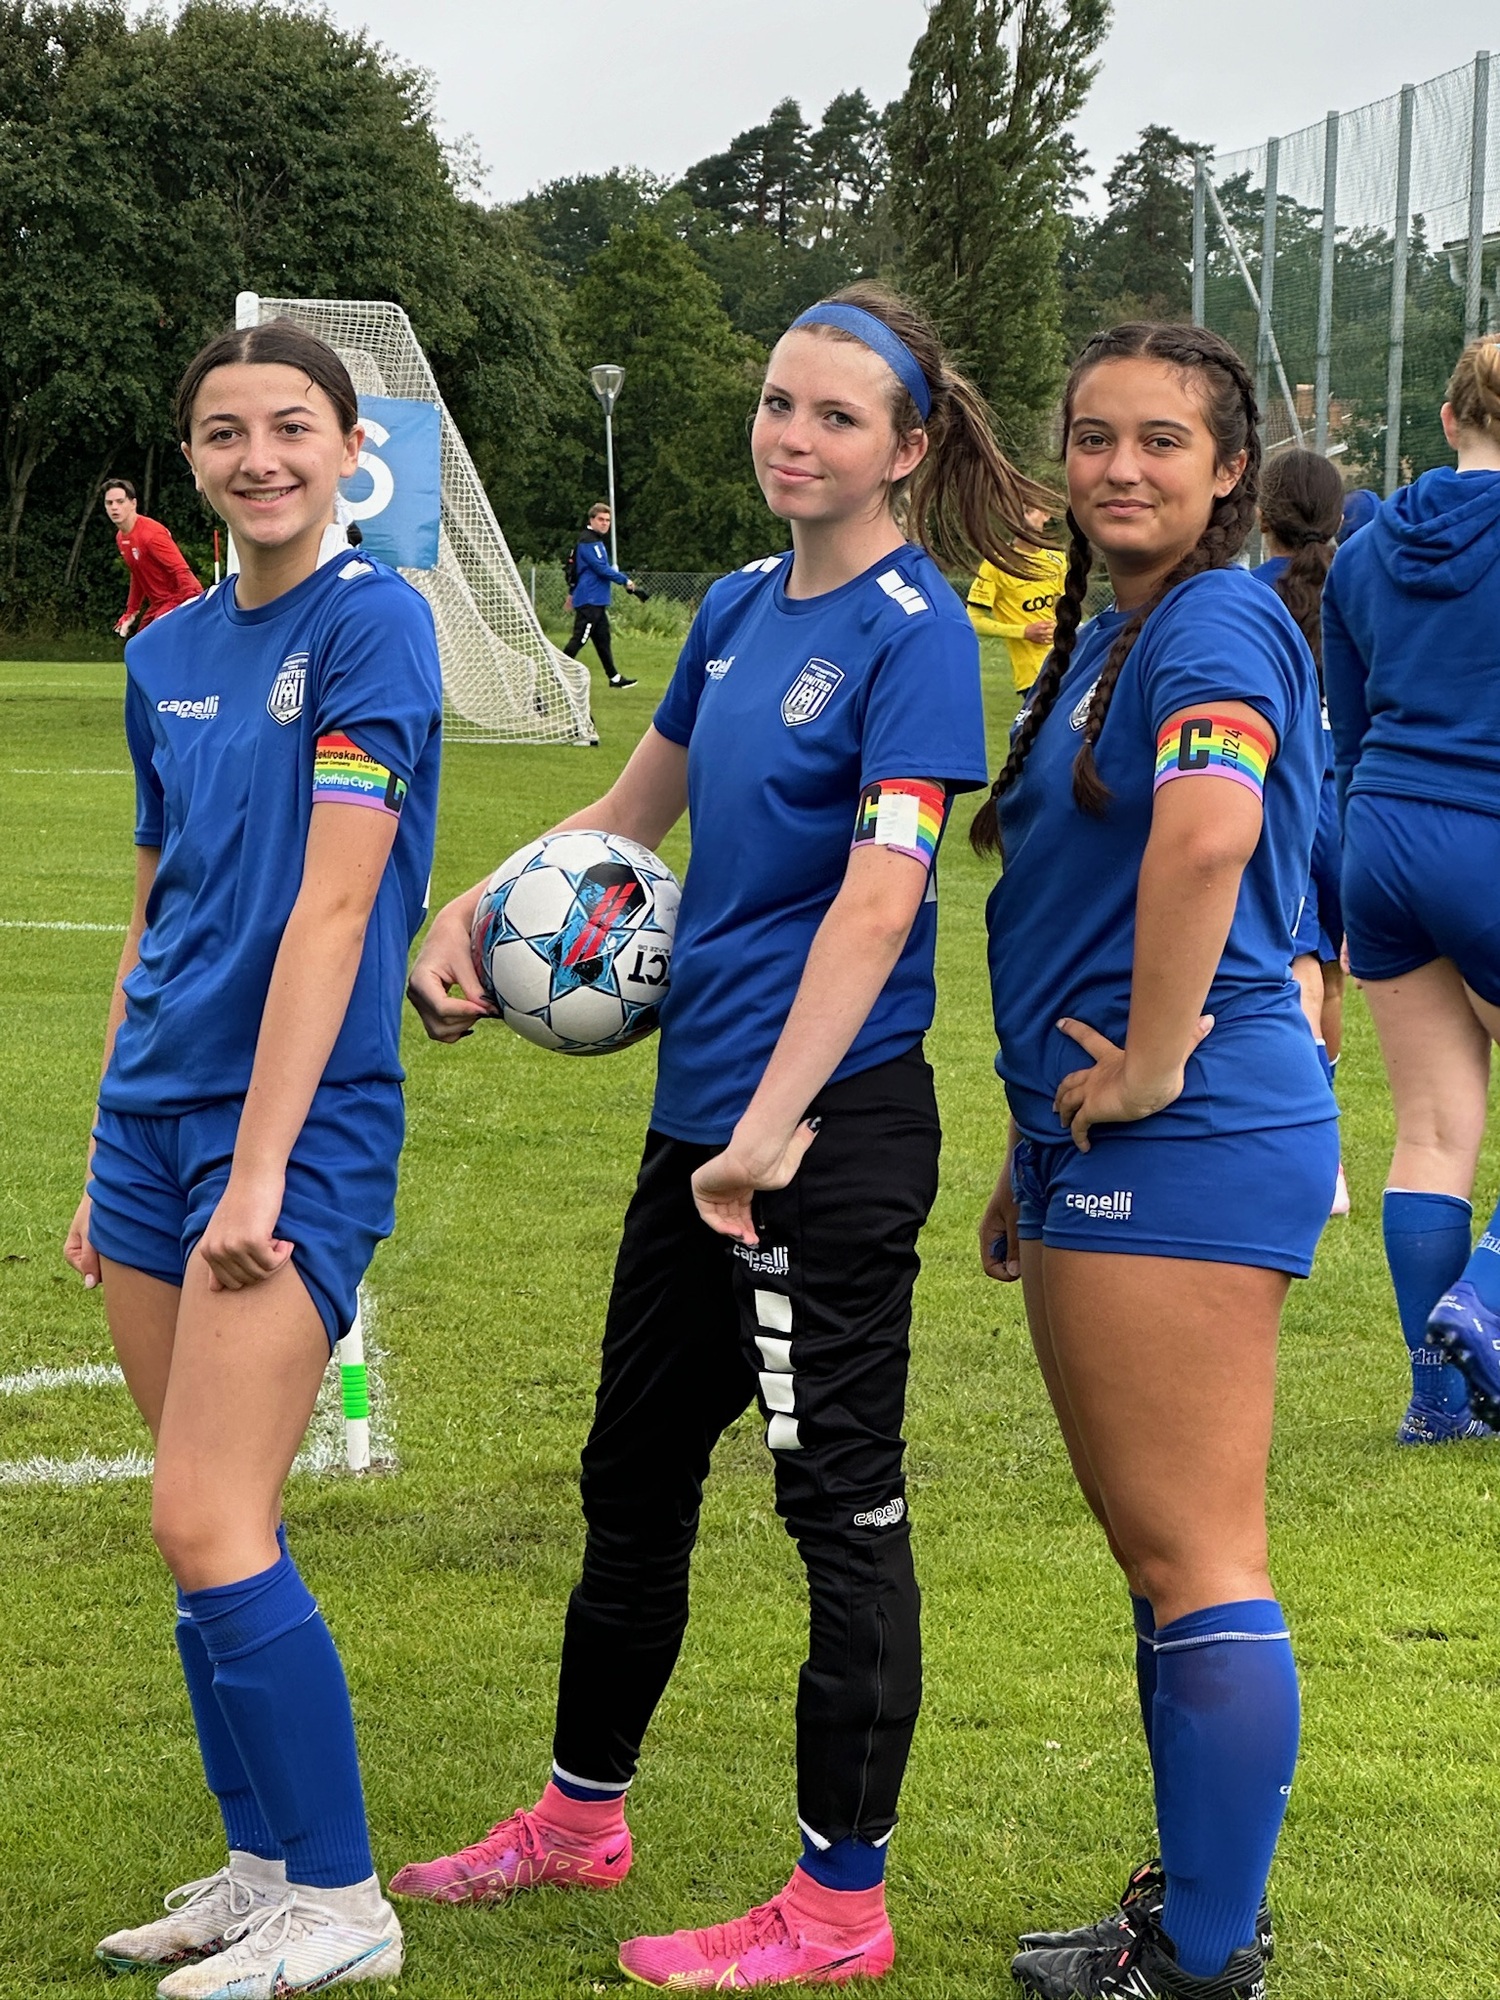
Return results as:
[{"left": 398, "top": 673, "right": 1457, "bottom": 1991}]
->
[
  {"left": 557, "top": 221, "right": 770, "bottom": 569},
  {"left": 886, "top": 0, "right": 1110, "bottom": 447},
  {"left": 0, "top": 0, "right": 575, "bottom": 626},
  {"left": 513, "top": 169, "right": 671, "bottom": 284},
  {"left": 1062, "top": 124, "right": 1200, "bottom": 351}
]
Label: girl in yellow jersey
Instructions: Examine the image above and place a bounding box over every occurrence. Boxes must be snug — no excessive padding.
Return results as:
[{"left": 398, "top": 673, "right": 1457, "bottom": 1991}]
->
[{"left": 967, "top": 505, "right": 1067, "bottom": 689}]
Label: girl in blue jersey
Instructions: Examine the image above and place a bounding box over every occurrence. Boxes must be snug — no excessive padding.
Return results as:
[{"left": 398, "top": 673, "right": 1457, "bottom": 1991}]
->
[
  {"left": 976, "top": 324, "right": 1335, "bottom": 2000},
  {"left": 64, "top": 321, "right": 443, "bottom": 1994},
  {"left": 398, "top": 284, "right": 1052, "bottom": 1989},
  {"left": 1251, "top": 448, "right": 1351, "bottom": 1220},
  {"left": 1323, "top": 335, "right": 1500, "bottom": 1442}
]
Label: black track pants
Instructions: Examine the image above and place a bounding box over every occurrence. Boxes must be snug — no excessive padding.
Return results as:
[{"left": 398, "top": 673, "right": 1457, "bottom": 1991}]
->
[
  {"left": 563, "top": 605, "right": 617, "bottom": 678},
  {"left": 552, "top": 1045, "right": 941, "bottom": 1846}
]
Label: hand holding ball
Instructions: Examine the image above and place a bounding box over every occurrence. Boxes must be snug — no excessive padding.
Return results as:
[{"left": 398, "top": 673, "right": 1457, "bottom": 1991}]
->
[{"left": 470, "top": 831, "right": 679, "bottom": 1055}]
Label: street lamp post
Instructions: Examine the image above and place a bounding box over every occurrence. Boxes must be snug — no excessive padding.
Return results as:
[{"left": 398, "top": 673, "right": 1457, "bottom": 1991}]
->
[{"left": 588, "top": 364, "right": 625, "bottom": 571}]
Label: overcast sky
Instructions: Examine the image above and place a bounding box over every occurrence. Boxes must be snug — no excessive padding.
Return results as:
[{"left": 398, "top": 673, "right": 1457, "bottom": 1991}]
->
[{"left": 293, "top": 0, "right": 1497, "bottom": 204}]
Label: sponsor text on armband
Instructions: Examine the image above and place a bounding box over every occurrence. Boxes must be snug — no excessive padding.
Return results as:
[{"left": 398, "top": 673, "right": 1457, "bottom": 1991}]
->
[
  {"left": 1153, "top": 712, "right": 1270, "bottom": 802},
  {"left": 312, "top": 732, "right": 408, "bottom": 816},
  {"left": 851, "top": 777, "right": 948, "bottom": 869}
]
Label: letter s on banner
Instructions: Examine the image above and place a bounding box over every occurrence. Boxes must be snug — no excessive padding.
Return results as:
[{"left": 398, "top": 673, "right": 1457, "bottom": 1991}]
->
[{"left": 339, "top": 395, "right": 442, "bottom": 571}]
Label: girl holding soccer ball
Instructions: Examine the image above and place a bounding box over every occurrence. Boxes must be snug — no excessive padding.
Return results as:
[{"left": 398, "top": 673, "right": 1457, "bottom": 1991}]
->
[
  {"left": 65, "top": 321, "right": 443, "bottom": 1994},
  {"left": 401, "top": 284, "right": 1051, "bottom": 1986},
  {"left": 977, "top": 324, "right": 1335, "bottom": 2000}
]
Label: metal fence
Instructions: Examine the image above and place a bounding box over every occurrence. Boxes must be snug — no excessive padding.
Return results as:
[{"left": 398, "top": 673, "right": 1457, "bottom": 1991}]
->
[
  {"left": 1194, "top": 50, "right": 1497, "bottom": 492},
  {"left": 521, "top": 563, "right": 723, "bottom": 641}
]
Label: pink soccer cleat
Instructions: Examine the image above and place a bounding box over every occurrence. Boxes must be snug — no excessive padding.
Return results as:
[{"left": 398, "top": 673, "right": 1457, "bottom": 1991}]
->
[
  {"left": 618, "top": 1871, "right": 894, "bottom": 1989},
  {"left": 388, "top": 1786, "right": 631, "bottom": 1905}
]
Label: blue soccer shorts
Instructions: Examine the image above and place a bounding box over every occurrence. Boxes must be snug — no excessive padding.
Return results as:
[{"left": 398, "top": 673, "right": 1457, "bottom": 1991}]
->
[
  {"left": 1012, "top": 1119, "right": 1340, "bottom": 1277},
  {"left": 1343, "top": 793, "right": 1500, "bottom": 1003},
  {"left": 87, "top": 1080, "right": 403, "bottom": 1347},
  {"left": 1291, "top": 774, "right": 1344, "bottom": 962}
]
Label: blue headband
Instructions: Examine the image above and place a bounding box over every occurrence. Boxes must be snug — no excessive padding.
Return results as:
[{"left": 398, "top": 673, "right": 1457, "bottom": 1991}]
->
[{"left": 790, "top": 303, "right": 934, "bottom": 421}]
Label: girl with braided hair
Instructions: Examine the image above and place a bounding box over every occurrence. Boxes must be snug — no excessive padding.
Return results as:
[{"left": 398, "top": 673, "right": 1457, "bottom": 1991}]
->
[
  {"left": 976, "top": 324, "right": 1336, "bottom": 2000},
  {"left": 1252, "top": 448, "right": 1351, "bottom": 1223}
]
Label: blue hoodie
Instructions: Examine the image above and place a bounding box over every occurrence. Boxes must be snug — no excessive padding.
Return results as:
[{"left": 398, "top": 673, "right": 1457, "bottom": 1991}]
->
[
  {"left": 571, "top": 534, "right": 630, "bottom": 608},
  {"left": 1323, "top": 466, "right": 1500, "bottom": 817}
]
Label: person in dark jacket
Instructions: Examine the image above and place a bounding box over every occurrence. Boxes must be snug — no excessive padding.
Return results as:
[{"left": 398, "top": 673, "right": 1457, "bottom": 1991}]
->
[
  {"left": 565, "top": 503, "right": 640, "bottom": 690},
  {"left": 1323, "top": 334, "right": 1500, "bottom": 1444}
]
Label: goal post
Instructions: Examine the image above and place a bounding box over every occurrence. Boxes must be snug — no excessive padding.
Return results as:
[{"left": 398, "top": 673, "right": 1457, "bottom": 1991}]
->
[{"left": 234, "top": 291, "right": 596, "bottom": 747}]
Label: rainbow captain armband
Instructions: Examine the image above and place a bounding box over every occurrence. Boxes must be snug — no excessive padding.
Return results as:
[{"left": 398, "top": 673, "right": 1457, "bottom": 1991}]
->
[
  {"left": 312, "top": 733, "right": 408, "bottom": 816},
  {"left": 852, "top": 777, "right": 948, "bottom": 869},
  {"left": 1153, "top": 712, "right": 1271, "bottom": 802}
]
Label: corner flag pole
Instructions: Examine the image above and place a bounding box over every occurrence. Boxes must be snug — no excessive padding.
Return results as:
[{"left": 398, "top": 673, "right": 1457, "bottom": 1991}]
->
[{"left": 340, "top": 1297, "right": 371, "bottom": 1473}]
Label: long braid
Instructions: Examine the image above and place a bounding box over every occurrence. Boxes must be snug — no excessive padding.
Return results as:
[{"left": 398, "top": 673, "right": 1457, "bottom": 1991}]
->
[
  {"left": 970, "top": 514, "right": 1092, "bottom": 855},
  {"left": 973, "top": 321, "right": 1263, "bottom": 841}
]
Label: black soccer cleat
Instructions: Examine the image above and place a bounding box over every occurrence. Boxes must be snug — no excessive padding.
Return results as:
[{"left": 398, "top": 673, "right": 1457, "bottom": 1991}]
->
[
  {"left": 607, "top": 674, "right": 638, "bottom": 689},
  {"left": 1018, "top": 1860, "right": 1272, "bottom": 1963},
  {"left": 1012, "top": 1907, "right": 1266, "bottom": 2000}
]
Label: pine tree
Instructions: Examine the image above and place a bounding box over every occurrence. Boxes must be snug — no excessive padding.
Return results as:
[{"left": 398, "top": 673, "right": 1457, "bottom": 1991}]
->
[{"left": 887, "top": 0, "right": 1109, "bottom": 447}]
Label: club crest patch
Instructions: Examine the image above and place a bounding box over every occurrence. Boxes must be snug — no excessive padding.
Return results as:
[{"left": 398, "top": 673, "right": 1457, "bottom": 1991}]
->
[
  {"left": 781, "top": 657, "right": 844, "bottom": 728},
  {"left": 1069, "top": 676, "right": 1101, "bottom": 731},
  {"left": 267, "top": 653, "right": 308, "bottom": 726}
]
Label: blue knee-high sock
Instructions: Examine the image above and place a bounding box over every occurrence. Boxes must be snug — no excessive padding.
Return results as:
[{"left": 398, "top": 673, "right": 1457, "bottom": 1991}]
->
[
  {"left": 797, "top": 1832, "right": 888, "bottom": 1891},
  {"left": 1459, "top": 1192, "right": 1500, "bottom": 1315},
  {"left": 1132, "top": 1595, "right": 1156, "bottom": 1760},
  {"left": 1153, "top": 1600, "right": 1298, "bottom": 1980},
  {"left": 184, "top": 1549, "right": 373, "bottom": 1888},
  {"left": 1383, "top": 1190, "right": 1473, "bottom": 1414},
  {"left": 173, "top": 1523, "right": 287, "bottom": 1861}
]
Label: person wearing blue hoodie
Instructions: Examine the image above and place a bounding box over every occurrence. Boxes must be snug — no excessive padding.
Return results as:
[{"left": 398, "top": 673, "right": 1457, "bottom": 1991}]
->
[
  {"left": 565, "top": 503, "right": 640, "bottom": 690},
  {"left": 1323, "top": 334, "right": 1500, "bottom": 1444}
]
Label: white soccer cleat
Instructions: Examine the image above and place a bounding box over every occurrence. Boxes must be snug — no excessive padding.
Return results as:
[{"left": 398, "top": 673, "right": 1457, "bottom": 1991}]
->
[
  {"left": 153, "top": 1887, "right": 402, "bottom": 1997},
  {"left": 96, "top": 1857, "right": 286, "bottom": 1972},
  {"left": 1331, "top": 1162, "right": 1351, "bottom": 1216}
]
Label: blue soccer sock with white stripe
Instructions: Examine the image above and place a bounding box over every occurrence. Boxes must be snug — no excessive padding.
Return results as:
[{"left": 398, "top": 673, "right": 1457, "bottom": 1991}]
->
[
  {"left": 185, "top": 1548, "right": 373, "bottom": 1888},
  {"left": 1383, "top": 1189, "right": 1473, "bottom": 1414},
  {"left": 1152, "top": 1599, "right": 1298, "bottom": 1979},
  {"left": 797, "top": 1831, "right": 889, "bottom": 1892}
]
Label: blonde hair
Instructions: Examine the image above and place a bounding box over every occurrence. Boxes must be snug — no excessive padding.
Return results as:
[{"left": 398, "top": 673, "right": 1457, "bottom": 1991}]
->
[{"left": 1446, "top": 335, "right": 1500, "bottom": 433}]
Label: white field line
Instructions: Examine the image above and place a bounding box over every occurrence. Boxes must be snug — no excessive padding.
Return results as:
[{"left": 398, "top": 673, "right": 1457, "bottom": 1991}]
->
[
  {"left": 0, "top": 1288, "right": 395, "bottom": 1488},
  {"left": 0, "top": 1361, "right": 124, "bottom": 1396},
  {"left": 0, "top": 921, "right": 124, "bottom": 932},
  {"left": 3, "top": 768, "right": 131, "bottom": 776}
]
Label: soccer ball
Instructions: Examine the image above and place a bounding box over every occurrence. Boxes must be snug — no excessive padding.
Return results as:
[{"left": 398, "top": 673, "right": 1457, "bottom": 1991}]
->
[{"left": 471, "top": 830, "right": 680, "bottom": 1055}]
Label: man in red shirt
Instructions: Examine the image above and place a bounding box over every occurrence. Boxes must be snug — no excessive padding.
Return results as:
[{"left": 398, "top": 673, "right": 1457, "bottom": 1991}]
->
[{"left": 104, "top": 478, "right": 203, "bottom": 637}]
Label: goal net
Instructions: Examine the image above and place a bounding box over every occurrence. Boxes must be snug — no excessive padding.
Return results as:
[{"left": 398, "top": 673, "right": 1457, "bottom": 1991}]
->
[{"left": 235, "top": 292, "right": 596, "bottom": 746}]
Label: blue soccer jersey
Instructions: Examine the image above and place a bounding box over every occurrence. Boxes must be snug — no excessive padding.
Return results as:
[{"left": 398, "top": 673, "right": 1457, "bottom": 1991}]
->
[
  {"left": 988, "top": 566, "right": 1330, "bottom": 1144},
  {"left": 102, "top": 555, "right": 443, "bottom": 1114},
  {"left": 650, "top": 546, "right": 988, "bottom": 1145}
]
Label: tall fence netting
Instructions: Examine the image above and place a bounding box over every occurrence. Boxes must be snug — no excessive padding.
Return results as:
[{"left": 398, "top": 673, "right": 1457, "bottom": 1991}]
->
[
  {"left": 1198, "top": 52, "right": 1499, "bottom": 491},
  {"left": 242, "top": 295, "right": 596, "bottom": 746}
]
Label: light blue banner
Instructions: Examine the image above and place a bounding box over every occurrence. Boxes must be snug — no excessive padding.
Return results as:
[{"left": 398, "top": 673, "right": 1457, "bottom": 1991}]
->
[{"left": 339, "top": 395, "right": 442, "bottom": 571}]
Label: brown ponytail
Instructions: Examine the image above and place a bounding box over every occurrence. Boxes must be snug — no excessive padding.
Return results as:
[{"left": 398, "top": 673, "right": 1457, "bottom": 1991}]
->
[
  {"left": 970, "top": 322, "right": 1261, "bottom": 855},
  {"left": 1257, "top": 448, "right": 1342, "bottom": 674},
  {"left": 795, "top": 281, "right": 1061, "bottom": 580}
]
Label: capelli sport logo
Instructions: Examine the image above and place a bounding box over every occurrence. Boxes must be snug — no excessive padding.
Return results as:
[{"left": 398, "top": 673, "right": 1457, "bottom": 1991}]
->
[
  {"left": 157, "top": 695, "right": 219, "bottom": 720},
  {"left": 1064, "top": 1190, "right": 1134, "bottom": 1221},
  {"left": 853, "top": 1497, "right": 907, "bottom": 1530}
]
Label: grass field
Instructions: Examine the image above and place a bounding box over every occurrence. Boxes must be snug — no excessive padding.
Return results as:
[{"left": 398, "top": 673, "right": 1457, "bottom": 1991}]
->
[{"left": 2, "top": 637, "right": 1500, "bottom": 2000}]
